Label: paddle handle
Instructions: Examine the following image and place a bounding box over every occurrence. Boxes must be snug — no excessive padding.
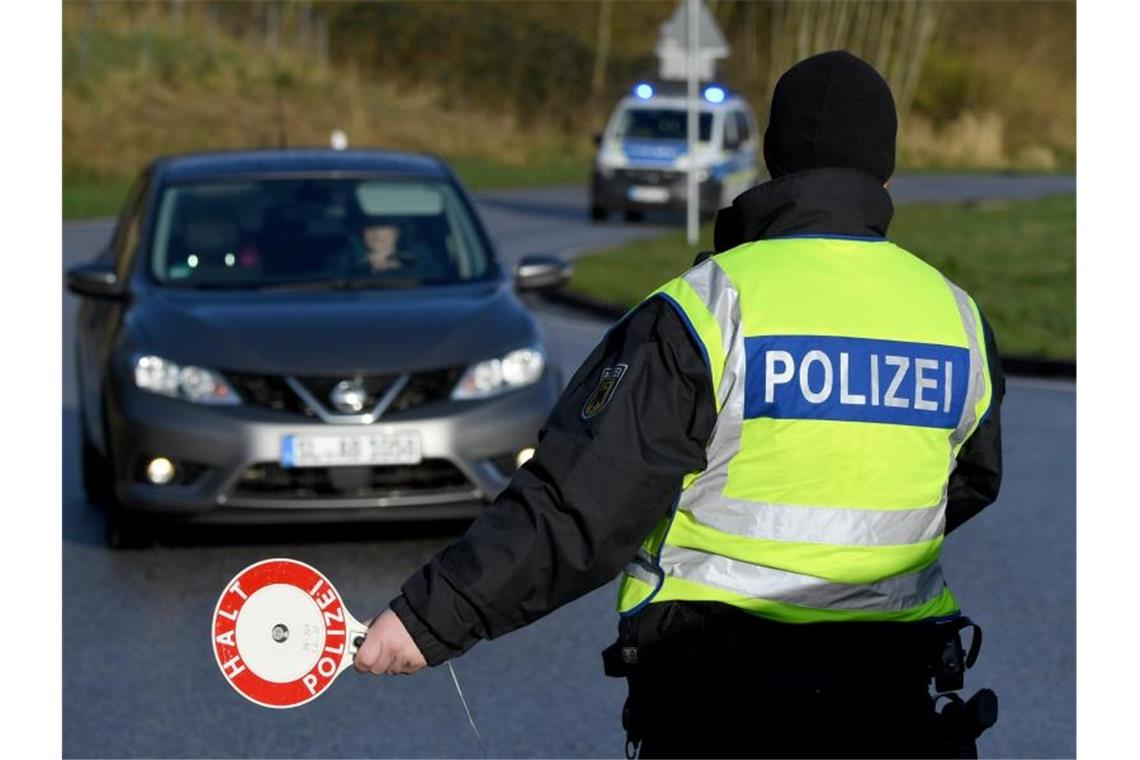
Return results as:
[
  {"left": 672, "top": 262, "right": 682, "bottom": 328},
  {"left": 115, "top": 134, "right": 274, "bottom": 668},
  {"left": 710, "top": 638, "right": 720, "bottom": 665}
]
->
[{"left": 348, "top": 614, "right": 369, "bottom": 656}]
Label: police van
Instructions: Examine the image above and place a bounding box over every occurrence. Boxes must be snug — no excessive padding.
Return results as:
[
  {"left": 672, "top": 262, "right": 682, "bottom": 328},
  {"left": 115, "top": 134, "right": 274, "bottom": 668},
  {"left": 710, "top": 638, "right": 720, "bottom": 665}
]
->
[{"left": 590, "top": 82, "right": 761, "bottom": 222}]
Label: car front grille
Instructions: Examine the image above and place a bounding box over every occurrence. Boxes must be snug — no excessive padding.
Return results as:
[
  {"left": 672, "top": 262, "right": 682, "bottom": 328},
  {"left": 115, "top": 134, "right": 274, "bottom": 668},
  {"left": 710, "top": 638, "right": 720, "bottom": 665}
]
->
[
  {"left": 226, "top": 373, "right": 314, "bottom": 417},
  {"left": 616, "top": 168, "right": 683, "bottom": 185},
  {"left": 226, "top": 368, "right": 464, "bottom": 420},
  {"left": 231, "top": 460, "right": 471, "bottom": 500},
  {"left": 293, "top": 374, "right": 402, "bottom": 412},
  {"left": 386, "top": 368, "right": 465, "bottom": 413}
]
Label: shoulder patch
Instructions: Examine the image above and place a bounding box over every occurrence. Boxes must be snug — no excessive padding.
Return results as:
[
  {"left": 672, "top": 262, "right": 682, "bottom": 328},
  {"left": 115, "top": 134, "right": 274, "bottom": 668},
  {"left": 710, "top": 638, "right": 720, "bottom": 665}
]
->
[{"left": 581, "top": 363, "right": 629, "bottom": 420}]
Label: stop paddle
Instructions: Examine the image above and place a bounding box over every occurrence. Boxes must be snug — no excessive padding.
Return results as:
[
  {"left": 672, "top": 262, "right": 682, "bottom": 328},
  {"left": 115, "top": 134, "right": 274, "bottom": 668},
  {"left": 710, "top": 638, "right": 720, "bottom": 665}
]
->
[{"left": 211, "top": 558, "right": 369, "bottom": 709}]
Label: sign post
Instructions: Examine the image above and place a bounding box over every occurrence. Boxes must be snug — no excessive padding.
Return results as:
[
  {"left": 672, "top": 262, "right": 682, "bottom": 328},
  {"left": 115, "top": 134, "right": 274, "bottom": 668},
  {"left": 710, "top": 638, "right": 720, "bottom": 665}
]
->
[{"left": 685, "top": 0, "right": 700, "bottom": 246}]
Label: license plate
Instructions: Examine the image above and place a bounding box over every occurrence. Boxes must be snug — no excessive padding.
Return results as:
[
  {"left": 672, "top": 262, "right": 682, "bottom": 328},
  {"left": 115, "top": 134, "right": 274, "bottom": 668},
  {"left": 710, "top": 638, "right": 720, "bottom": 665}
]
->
[
  {"left": 281, "top": 432, "right": 422, "bottom": 468},
  {"left": 627, "top": 185, "right": 670, "bottom": 203}
]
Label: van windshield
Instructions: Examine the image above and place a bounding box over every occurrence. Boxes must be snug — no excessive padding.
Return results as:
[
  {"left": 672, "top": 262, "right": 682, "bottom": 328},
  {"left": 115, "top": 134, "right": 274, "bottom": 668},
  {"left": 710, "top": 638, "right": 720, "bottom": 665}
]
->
[{"left": 614, "top": 108, "right": 713, "bottom": 142}]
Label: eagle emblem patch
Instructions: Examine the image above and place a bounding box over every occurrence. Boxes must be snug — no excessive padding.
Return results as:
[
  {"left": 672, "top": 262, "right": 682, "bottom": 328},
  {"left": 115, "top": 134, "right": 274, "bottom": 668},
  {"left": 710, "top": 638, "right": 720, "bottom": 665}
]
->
[{"left": 581, "top": 363, "right": 629, "bottom": 420}]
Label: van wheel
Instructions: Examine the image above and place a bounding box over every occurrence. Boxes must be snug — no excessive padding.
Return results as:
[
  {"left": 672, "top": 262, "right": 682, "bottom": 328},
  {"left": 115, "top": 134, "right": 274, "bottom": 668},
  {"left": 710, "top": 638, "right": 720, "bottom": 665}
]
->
[
  {"left": 623, "top": 210, "right": 645, "bottom": 223},
  {"left": 590, "top": 204, "right": 608, "bottom": 222}
]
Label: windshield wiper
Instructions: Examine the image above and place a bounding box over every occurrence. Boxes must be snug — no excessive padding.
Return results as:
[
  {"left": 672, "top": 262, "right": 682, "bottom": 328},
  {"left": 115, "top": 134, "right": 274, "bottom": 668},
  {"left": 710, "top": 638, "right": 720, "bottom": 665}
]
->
[
  {"left": 257, "top": 276, "right": 426, "bottom": 292},
  {"left": 335, "top": 276, "right": 426, "bottom": 290},
  {"left": 165, "top": 281, "right": 265, "bottom": 291}
]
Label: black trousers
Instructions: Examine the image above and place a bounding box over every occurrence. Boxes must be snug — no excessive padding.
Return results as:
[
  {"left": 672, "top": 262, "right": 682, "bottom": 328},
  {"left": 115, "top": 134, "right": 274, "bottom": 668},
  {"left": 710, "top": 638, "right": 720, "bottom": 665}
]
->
[{"left": 610, "top": 602, "right": 974, "bottom": 759}]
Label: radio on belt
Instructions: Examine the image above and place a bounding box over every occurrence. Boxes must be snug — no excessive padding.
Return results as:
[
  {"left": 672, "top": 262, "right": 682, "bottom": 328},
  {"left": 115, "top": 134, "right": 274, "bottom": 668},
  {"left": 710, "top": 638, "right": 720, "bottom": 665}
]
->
[{"left": 211, "top": 558, "right": 369, "bottom": 709}]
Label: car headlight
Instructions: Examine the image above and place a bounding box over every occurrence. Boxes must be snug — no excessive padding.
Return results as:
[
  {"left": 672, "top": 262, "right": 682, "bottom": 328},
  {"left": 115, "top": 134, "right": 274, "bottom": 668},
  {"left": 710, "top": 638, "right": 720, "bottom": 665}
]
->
[
  {"left": 452, "top": 347, "right": 546, "bottom": 400},
  {"left": 132, "top": 354, "right": 240, "bottom": 405}
]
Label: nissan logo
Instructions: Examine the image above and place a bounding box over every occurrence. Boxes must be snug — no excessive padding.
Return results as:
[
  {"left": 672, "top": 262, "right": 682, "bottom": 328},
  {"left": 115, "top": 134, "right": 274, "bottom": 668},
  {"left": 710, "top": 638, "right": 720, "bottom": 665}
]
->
[{"left": 329, "top": 379, "right": 369, "bottom": 414}]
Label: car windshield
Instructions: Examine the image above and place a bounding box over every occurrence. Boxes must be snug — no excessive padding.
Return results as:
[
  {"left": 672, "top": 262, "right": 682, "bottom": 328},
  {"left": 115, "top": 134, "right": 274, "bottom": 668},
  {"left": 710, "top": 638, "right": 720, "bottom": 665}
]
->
[
  {"left": 613, "top": 108, "right": 713, "bottom": 142},
  {"left": 149, "top": 178, "right": 493, "bottom": 289}
]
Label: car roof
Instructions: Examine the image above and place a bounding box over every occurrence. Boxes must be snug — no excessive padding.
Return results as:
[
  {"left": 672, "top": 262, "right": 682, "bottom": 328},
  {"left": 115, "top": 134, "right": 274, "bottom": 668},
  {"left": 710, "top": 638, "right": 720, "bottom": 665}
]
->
[{"left": 152, "top": 149, "right": 452, "bottom": 183}]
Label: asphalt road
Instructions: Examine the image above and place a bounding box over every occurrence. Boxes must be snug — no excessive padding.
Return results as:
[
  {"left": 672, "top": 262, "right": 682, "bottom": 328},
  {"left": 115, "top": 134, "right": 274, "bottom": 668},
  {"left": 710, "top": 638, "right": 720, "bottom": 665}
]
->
[{"left": 62, "top": 176, "right": 1076, "bottom": 758}]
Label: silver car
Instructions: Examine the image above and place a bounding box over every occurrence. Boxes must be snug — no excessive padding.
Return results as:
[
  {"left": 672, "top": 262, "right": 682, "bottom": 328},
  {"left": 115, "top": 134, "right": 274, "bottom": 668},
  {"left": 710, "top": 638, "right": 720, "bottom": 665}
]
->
[{"left": 67, "top": 150, "right": 567, "bottom": 547}]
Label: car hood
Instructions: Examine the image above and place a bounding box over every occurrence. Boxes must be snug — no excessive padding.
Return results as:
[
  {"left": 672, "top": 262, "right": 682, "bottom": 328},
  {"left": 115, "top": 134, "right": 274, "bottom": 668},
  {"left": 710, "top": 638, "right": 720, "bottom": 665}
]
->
[{"left": 124, "top": 281, "right": 539, "bottom": 375}]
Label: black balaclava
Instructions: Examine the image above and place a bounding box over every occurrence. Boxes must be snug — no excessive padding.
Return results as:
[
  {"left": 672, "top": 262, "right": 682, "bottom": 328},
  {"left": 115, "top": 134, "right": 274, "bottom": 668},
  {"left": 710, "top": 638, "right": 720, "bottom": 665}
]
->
[{"left": 763, "top": 50, "right": 897, "bottom": 184}]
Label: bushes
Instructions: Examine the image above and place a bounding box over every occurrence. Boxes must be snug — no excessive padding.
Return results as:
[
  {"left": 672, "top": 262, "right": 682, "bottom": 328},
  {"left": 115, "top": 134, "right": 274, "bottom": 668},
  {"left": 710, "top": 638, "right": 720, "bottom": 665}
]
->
[{"left": 62, "top": 1, "right": 1075, "bottom": 215}]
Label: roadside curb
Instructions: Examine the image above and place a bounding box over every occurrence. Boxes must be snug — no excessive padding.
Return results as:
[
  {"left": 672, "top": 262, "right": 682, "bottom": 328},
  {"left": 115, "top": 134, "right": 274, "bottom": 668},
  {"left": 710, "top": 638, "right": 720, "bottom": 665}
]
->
[
  {"left": 541, "top": 289, "right": 1076, "bottom": 381},
  {"left": 541, "top": 289, "right": 629, "bottom": 321},
  {"left": 1000, "top": 356, "right": 1076, "bottom": 379}
]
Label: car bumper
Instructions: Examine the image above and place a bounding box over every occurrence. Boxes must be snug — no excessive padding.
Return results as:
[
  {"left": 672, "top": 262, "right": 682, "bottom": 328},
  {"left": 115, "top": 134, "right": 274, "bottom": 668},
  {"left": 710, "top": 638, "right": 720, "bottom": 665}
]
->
[
  {"left": 591, "top": 169, "right": 722, "bottom": 213},
  {"left": 105, "top": 372, "right": 560, "bottom": 523}
]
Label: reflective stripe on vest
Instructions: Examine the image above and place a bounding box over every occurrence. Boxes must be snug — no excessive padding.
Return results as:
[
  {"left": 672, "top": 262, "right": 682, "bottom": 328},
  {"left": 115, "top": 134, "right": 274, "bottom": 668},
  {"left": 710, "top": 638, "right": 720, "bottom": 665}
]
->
[{"left": 617, "top": 237, "right": 992, "bottom": 622}]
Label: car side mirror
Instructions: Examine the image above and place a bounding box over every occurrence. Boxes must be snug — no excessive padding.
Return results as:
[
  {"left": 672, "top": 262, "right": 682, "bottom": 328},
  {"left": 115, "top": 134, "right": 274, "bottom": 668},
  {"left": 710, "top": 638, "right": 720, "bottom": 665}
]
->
[
  {"left": 516, "top": 255, "right": 572, "bottom": 292},
  {"left": 593, "top": 131, "right": 603, "bottom": 148},
  {"left": 66, "top": 262, "right": 125, "bottom": 299}
]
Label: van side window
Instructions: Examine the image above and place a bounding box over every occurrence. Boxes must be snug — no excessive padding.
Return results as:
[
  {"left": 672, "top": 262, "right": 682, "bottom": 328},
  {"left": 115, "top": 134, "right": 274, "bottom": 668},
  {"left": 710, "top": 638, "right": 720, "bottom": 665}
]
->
[
  {"left": 734, "top": 111, "right": 751, "bottom": 145},
  {"left": 724, "top": 112, "right": 741, "bottom": 150}
]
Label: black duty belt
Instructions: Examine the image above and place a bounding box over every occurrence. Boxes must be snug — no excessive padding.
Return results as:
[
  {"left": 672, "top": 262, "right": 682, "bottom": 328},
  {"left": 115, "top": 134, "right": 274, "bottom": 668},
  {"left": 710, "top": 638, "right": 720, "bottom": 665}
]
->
[
  {"left": 603, "top": 604, "right": 995, "bottom": 759},
  {"left": 604, "top": 603, "right": 985, "bottom": 693}
]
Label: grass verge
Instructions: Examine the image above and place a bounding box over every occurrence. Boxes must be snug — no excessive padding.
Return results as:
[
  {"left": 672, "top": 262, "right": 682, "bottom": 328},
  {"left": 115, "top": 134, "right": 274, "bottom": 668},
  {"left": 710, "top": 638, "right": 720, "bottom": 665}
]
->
[
  {"left": 566, "top": 194, "right": 1075, "bottom": 359},
  {"left": 62, "top": 154, "right": 591, "bottom": 220},
  {"left": 449, "top": 154, "right": 590, "bottom": 191},
  {"left": 62, "top": 174, "right": 133, "bottom": 220}
]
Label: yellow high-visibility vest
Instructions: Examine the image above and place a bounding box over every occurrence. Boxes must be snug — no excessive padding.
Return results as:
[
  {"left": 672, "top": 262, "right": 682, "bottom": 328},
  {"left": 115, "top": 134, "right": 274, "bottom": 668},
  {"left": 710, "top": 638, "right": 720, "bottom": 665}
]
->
[{"left": 617, "top": 236, "right": 993, "bottom": 622}]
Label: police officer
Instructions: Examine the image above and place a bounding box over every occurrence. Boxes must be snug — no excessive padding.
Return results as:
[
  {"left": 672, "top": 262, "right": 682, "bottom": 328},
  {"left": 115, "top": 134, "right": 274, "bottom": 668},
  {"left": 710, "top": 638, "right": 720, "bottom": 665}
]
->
[{"left": 355, "top": 50, "right": 1004, "bottom": 759}]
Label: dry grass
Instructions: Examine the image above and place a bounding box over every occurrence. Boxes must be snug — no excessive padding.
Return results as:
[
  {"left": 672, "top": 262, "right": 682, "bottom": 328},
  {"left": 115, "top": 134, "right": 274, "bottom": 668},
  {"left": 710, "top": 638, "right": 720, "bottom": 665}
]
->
[
  {"left": 63, "top": 16, "right": 590, "bottom": 185},
  {"left": 900, "top": 111, "right": 1061, "bottom": 172},
  {"left": 64, "top": 62, "right": 584, "bottom": 180},
  {"left": 903, "top": 2, "right": 1075, "bottom": 171}
]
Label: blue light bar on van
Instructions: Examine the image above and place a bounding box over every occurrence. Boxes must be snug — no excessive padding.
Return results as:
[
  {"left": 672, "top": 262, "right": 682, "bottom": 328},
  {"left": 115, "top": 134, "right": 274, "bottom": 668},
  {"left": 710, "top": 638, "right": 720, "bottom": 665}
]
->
[
  {"left": 703, "top": 85, "right": 727, "bottom": 104},
  {"left": 634, "top": 83, "right": 655, "bottom": 100}
]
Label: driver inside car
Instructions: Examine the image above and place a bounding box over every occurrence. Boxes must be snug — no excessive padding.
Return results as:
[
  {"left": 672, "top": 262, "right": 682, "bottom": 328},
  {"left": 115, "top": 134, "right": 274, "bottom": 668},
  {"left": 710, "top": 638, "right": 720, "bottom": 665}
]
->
[
  {"left": 361, "top": 223, "right": 407, "bottom": 273},
  {"left": 354, "top": 218, "right": 457, "bottom": 282}
]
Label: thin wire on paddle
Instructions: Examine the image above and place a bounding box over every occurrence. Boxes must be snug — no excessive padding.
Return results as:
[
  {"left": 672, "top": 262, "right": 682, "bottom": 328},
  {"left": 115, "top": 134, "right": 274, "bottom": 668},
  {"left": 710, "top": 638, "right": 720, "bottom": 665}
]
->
[{"left": 448, "top": 661, "right": 487, "bottom": 759}]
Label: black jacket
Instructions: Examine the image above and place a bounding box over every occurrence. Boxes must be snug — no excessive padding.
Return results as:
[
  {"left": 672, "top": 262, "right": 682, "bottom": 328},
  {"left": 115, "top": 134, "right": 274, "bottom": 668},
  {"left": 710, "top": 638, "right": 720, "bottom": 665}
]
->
[{"left": 391, "top": 168, "right": 1005, "bottom": 666}]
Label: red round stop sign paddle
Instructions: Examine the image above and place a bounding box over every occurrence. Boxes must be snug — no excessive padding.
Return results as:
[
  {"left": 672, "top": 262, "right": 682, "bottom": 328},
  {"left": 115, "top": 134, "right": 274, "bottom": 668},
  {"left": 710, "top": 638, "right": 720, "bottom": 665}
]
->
[{"left": 212, "top": 558, "right": 369, "bottom": 708}]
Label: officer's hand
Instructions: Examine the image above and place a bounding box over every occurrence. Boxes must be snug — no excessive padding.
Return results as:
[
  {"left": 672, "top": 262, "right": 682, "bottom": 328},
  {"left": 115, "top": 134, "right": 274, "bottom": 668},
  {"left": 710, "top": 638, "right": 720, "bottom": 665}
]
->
[{"left": 353, "top": 609, "right": 427, "bottom": 676}]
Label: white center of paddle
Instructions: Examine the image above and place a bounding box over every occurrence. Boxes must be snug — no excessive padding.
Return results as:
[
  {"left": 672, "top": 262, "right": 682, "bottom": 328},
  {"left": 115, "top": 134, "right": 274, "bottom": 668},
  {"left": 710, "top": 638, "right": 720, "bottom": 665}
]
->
[{"left": 235, "top": 583, "right": 326, "bottom": 683}]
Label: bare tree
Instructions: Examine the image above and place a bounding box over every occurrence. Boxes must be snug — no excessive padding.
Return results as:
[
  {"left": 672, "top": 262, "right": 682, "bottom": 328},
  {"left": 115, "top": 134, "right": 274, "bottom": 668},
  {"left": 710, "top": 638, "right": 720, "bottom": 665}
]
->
[
  {"left": 829, "top": 0, "right": 853, "bottom": 51},
  {"left": 794, "top": 0, "right": 812, "bottom": 63},
  {"left": 887, "top": 0, "right": 918, "bottom": 97},
  {"left": 872, "top": 0, "right": 900, "bottom": 82},
  {"left": 265, "top": 1, "right": 281, "bottom": 53},
  {"left": 811, "top": 0, "right": 831, "bottom": 54},
  {"left": 591, "top": 0, "right": 613, "bottom": 119},
  {"left": 852, "top": 1, "right": 875, "bottom": 61},
  {"left": 298, "top": 1, "right": 311, "bottom": 52},
  {"left": 757, "top": 1, "right": 938, "bottom": 128},
  {"left": 316, "top": 13, "right": 329, "bottom": 71},
  {"left": 897, "top": 1, "right": 941, "bottom": 124},
  {"left": 767, "top": 1, "right": 787, "bottom": 106}
]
